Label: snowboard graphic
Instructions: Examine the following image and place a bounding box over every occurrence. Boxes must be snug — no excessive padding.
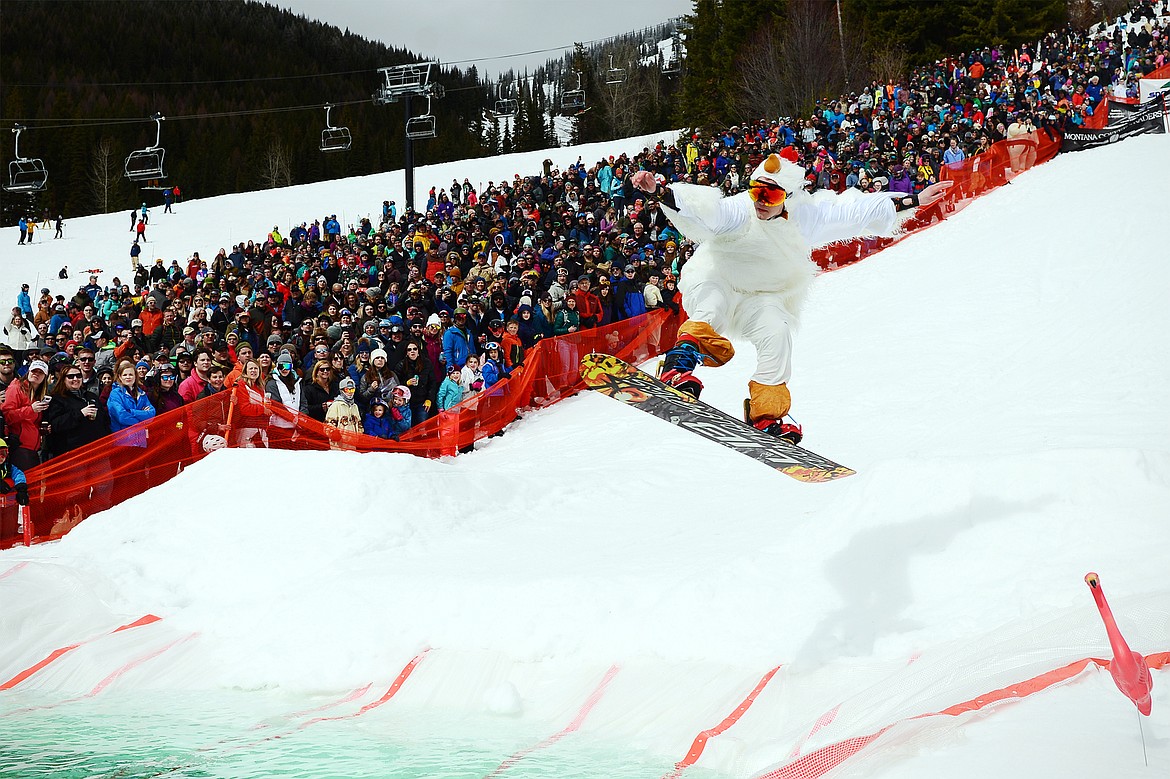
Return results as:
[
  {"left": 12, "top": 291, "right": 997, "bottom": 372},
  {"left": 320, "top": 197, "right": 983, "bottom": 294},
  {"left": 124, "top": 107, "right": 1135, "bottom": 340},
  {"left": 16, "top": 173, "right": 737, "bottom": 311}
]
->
[{"left": 579, "top": 353, "right": 855, "bottom": 483}]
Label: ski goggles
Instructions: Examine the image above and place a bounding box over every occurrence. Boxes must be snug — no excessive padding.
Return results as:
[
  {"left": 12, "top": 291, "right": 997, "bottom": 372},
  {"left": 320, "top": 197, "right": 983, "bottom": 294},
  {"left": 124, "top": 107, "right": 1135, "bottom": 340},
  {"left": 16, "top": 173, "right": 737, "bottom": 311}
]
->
[{"left": 748, "top": 180, "right": 788, "bottom": 208}]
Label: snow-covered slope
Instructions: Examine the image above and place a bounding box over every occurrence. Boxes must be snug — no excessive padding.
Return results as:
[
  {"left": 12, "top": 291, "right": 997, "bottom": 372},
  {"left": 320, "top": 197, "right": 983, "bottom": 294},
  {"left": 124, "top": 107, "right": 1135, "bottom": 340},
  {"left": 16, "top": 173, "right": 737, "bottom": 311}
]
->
[{"left": 1, "top": 135, "right": 1167, "bottom": 779}]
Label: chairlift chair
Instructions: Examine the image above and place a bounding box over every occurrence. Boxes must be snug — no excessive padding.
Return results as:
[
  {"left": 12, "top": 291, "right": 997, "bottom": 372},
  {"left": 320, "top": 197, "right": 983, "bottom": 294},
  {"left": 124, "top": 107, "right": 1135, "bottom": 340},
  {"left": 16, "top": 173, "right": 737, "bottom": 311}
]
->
[
  {"left": 605, "top": 54, "right": 626, "bottom": 85},
  {"left": 561, "top": 70, "right": 586, "bottom": 113},
  {"left": 494, "top": 98, "right": 518, "bottom": 118},
  {"left": 124, "top": 113, "right": 167, "bottom": 183},
  {"left": 405, "top": 95, "right": 437, "bottom": 140},
  {"left": 5, "top": 125, "right": 48, "bottom": 194},
  {"left": 320, "top": 104, "right": 352, "bottom": 152}
]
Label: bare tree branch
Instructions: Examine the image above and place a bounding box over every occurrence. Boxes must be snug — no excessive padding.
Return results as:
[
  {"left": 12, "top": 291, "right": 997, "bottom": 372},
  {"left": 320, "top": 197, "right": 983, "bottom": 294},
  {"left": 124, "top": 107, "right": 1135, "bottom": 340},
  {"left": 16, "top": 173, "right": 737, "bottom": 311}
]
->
[
  {"left": 260, "top": 137, "right": 292, "bottom": 189},
  {"left": 87, "top": 137, "right": 117, "bottom": 214}
]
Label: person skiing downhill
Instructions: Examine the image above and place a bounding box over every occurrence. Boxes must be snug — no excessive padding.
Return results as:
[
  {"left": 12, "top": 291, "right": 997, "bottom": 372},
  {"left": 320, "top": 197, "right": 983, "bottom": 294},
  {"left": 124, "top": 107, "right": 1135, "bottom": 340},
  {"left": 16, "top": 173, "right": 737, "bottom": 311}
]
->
[{"left": 632, "top": 148, "right": 952, "bottom": 442}]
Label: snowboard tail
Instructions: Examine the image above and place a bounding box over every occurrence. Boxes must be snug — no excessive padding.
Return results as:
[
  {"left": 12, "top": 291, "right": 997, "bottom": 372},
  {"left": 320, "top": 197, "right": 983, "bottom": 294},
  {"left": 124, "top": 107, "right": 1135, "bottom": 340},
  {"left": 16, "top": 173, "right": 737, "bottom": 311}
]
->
[{"left": 579, "top": 353, "right": 854, "bottom": 483}]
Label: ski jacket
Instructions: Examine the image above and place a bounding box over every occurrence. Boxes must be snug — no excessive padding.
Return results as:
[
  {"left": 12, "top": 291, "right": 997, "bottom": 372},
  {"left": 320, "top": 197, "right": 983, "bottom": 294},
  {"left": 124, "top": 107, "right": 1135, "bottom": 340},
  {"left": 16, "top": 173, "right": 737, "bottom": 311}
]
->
[
  {"left": 107, "top": 384, "right": 155, "bottom": 447},
  {"left": 44, "top": 389, "right": 108, "bottom": 458},
  {"left": 481, "top": 358, "right": 509, "bottom": 389},
  {"left": 363, "top": 409, "right": 394, "bottom": 439},
  {"left": 299, "top": 380, "right": 333, "bottom": 424},
  {"left": 2, "top": 380, "right": 43, "bottom": 452},
  {"left": 324, "top": 394, "right": 362, "bottom": 434},
  {"left": 388, "top": 403, "right": 412, "bottom": 436},
  {"left": 553, "top": 307, "right": 580, "bottom": 335},
  {"left": 437, "top": 377, "right": 463, "bottom": 411},
  {"left": 442, "top": 325, "right": 475, "bottom": 369},
  {"left": 265, "top": 375, "right": 301, "bottom": 429}
]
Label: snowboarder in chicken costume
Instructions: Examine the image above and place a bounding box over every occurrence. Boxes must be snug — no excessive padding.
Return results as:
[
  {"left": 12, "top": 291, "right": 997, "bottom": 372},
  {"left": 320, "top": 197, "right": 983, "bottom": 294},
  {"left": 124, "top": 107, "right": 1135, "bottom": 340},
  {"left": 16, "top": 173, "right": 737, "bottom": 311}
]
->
[{"left": 632, "top": 149, "right": 952, "bottom": 441}]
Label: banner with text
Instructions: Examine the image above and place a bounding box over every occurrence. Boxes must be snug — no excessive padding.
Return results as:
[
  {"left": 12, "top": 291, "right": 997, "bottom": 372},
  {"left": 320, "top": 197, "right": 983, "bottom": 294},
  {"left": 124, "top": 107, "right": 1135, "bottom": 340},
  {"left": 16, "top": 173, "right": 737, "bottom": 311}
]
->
[{"left": 1060, "top": 95, "right": 1166, "bottom": 153}]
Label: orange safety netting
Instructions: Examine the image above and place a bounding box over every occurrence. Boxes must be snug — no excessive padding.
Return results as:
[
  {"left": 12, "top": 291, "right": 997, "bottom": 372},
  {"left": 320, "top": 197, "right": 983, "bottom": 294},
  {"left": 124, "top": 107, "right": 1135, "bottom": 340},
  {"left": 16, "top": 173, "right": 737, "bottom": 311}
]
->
[
  {"left": 811, "top": 129, "right": 1062, "bottom": 271},
  {"left": 0, "top": 128, "right": 1067, "bottom": 550},
  {"left": 2, "top": 310, "right": 680, "bottom": 548}
]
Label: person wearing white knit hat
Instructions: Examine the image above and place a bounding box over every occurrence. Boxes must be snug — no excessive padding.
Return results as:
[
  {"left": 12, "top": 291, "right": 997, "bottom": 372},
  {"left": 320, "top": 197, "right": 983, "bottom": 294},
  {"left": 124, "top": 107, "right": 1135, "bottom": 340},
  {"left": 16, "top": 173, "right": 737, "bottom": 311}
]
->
[{"left": 632, "top": 148, "right": 952, "bottom": 442}]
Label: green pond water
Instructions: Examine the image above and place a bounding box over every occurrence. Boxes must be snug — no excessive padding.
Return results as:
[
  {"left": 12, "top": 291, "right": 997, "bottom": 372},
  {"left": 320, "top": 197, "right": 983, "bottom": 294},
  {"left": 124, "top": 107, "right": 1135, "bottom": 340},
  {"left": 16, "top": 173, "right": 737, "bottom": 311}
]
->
[{"left": 0, "top": 690, "right": 729, "bottom": 779}]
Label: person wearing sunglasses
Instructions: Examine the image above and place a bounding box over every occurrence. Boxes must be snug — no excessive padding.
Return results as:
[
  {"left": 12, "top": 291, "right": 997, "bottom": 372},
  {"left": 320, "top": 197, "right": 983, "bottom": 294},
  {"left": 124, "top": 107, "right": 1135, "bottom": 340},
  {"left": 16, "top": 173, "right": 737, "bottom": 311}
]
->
[
  {"left": 265, "top": 350, "right": 302, "bottom": 448},
  {"left": 632, "top": 149, "right": 953, "bottom": 443},
  {"left": 44, "top": 364, "right": 108, "bottom": 459}
]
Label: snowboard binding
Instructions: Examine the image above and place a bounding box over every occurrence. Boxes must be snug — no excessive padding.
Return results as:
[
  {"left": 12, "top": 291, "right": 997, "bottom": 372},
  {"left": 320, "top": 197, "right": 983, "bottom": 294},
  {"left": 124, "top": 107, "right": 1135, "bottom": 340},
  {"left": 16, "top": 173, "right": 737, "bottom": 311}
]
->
[
  {"left": 659, "top": 339, "right": 705, "bottom": 399},
  {"left": 743, "top": 399, "right": 803, "bottom": 445}
]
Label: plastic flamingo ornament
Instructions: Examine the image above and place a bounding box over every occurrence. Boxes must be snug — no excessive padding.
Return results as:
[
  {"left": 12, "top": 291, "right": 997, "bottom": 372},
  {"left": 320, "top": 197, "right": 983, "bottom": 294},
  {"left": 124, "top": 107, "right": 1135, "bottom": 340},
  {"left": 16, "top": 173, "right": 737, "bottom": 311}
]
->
[{"left": 1085, "top": 572, "right": 1153, "bottom": 715}]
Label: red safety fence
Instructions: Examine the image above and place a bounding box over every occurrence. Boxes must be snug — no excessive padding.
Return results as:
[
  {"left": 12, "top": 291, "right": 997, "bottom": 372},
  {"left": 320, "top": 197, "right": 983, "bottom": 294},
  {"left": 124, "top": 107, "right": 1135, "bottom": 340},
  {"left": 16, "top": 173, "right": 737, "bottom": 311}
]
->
[
  {"left": 811, "top": 128, "right": 1062, "bottom": 271},
  {"left": 0, "top": 126, "right": 1074, "bottom": 550},
  {"left": 1, "top": 310, "right": 680, "bottom": 549}
]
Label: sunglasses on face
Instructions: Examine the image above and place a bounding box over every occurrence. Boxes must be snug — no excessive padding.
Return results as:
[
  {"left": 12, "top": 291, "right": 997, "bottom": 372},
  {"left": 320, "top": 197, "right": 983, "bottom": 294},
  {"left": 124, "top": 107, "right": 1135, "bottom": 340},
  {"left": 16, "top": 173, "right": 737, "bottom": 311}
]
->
[
  {"left": 748, "top": 180, "right": 788, "bottom": 208},
  {"left": 64, "top": 373, "right": 83, "bottom": 380}
]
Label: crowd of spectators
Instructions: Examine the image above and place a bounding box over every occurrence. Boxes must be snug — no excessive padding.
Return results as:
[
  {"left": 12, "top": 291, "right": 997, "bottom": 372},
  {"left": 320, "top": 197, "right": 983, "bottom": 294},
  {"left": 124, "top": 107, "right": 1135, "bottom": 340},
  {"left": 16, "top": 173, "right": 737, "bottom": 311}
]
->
[{"left": 2, "top": 2, "right": 1166, "bottom": 472}]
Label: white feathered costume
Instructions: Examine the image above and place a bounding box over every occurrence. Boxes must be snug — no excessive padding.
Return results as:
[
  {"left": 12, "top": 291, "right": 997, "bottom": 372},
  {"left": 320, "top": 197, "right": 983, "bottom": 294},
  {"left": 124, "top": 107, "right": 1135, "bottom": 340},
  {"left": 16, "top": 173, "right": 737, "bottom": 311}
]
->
[{"left": 662, "top": 152, "right": 900, "bottom": 421}]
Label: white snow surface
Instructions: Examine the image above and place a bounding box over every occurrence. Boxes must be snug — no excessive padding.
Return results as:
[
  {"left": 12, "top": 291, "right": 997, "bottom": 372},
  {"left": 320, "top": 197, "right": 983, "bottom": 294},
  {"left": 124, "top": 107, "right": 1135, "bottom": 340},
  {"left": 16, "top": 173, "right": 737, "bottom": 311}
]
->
[{"left": 2, "top": 134, "right": 1169, "bottom": 778}]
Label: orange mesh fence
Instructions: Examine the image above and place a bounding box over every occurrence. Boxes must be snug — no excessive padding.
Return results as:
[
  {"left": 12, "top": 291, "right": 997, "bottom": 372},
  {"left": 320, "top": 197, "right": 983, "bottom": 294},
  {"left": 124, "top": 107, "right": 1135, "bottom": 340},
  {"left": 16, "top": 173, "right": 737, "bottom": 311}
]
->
[
  {"left": 3, "top": 311, "right": 678, "bottom": 548},
  {"left": 811, "top": 129, "right": 1062, "bottom": 271}
]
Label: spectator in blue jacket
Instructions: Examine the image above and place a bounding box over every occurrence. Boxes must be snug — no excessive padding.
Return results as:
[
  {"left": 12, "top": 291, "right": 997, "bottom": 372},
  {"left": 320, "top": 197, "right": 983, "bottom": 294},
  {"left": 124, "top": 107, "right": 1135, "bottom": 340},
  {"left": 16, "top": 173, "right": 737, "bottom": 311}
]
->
[
  {"left": 388, "top": 385, "right": 413, "bottom": 438},
  {"left": 362, "top": 398, "right": 394, "bottom": 439},
  {"left": 441, "top": 308, "right": 474, "bottom": 369},
  {"left": 107, "top": 359, "right": 156, "bottom": 447},
  {"left": 480, "top": 342, "right": 509, "bottom": 388},
  {"left": 437, "top": 364, "right": 463, "bottom": 411},
  {"left": 16, "top": 285, "right": 32, "bottom": 319}
]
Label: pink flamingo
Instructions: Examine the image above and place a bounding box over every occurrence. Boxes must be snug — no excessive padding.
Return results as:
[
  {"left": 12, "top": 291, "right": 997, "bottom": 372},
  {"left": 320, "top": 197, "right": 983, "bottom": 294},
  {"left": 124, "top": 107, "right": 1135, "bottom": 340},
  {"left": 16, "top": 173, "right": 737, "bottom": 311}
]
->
[{"left": 1085, "top": 572, "right": 1153, "bottom": 715}]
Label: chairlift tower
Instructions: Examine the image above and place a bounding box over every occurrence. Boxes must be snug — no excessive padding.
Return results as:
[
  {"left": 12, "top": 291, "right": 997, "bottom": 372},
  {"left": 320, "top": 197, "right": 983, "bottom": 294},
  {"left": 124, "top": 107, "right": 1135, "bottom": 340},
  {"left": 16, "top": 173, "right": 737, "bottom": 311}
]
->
[
  {"left": 374, "top": 63, "right": 444, "bottom": 213},
  {"left": 663, "top": 33, "right": 683, "bottom": 75},
  {"left": 5, "top": 124, "right": 48, "bottom": 194}
]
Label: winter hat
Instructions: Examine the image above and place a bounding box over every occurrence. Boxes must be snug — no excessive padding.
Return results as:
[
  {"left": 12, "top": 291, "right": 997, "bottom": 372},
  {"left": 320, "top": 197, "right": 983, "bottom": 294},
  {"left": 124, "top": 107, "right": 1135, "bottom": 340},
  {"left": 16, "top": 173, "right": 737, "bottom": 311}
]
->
[
  {"left": 751, "top": 149, "right": 806, "bottom": 194},
  {"left": 426, "top": 313, "right": 441, "bottom": 327},
  {"left": 277, "top": 351, "right": 294, "bottom": 365},
  {"left": 370, "top": 348, "right": 388, "bottom": 362},
  {"left": 339, "top": 376, "right": 356, "bottom": 391}
]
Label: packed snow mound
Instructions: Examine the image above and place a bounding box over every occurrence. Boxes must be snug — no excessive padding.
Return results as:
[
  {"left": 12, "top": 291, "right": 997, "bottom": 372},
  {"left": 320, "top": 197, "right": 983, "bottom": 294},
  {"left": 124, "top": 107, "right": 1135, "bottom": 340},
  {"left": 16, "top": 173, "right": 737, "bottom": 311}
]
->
[{"left": 2, "top": 135, "right": 1169, "bottom": 779}]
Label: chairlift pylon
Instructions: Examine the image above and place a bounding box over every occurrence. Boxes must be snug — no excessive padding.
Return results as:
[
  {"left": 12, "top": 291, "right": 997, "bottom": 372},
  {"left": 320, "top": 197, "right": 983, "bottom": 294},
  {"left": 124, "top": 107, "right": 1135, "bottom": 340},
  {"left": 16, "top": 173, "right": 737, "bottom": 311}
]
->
[
  {"left": 124, "top": 113, "right": 167, "bottom": 183},
  {"left": 5, "top": 124, "right": 48, "bottom": 194},
  {"left": 561, "top": 70, "right": 586, "bottom": 113},
  {"left": 405, "top": 95, "right": 437, "bottom": 140},
  {"left": 663, "top": 34, "right": 683, "bottom": 75},
  {"left": 320, "top": 103, "right": 353, "bottom": 152}
]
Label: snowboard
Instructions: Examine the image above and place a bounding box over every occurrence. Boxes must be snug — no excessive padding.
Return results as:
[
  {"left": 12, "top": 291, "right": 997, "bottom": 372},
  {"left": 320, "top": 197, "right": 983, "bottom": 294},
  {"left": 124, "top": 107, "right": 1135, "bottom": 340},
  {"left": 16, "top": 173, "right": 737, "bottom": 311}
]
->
[{"left": 579, "top": 353, "right": 855, "bottom": 483}]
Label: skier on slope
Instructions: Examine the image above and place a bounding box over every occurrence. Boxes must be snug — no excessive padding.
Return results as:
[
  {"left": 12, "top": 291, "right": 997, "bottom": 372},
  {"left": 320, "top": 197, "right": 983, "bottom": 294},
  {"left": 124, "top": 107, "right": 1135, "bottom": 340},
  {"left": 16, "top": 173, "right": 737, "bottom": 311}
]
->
[{"left": 632, "top": 148, "right": 952, "bottom": 443}]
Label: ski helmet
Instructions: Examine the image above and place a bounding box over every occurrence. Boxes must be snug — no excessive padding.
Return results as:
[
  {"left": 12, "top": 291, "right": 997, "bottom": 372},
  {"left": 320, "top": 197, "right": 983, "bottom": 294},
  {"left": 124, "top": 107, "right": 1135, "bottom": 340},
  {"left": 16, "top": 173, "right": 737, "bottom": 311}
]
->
[
  {"left": 201, "top": 434, "right": 228, "bottom": 452},
  {"left": 392, "top": 385, "right": 411, "bottom": 402}
]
